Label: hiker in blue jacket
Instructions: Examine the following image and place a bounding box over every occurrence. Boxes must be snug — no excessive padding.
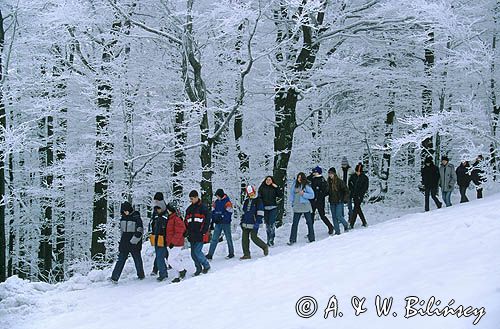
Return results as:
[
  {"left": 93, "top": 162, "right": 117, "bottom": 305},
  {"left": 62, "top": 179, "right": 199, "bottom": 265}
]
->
[
  {"left": 206, "top": 189, "right": 235, "bottom": 260},
  {"left": 239, "top": 185, "right": 269, "bottom": 259}
]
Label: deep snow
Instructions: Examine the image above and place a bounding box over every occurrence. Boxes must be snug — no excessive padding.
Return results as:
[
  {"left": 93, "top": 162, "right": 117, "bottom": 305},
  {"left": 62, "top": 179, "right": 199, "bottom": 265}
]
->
[{"left": 1, "top": 193, "right": 499, "bottom": 329}]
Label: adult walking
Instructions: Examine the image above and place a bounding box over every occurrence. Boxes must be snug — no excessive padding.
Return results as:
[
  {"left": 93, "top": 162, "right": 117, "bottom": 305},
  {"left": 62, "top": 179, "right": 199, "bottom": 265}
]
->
[
  {"left": 308, "top": 166, "right": 334, "bottom": 235},
  {"left": 421, "top": 157, "right": 442, "bottom": 211},
  {"left": 258, "top": 176, "right": 283, "bottom": 246},
  {"left": 239, "top": 185, "right": 269, "bottom": 260},
  {"left": 185, "top": 190, "right": 211, "bottom": 276},
  {"left": 110, "top": 201, "right": 145, "bottom": 283},
  {"left": 288, "top": 172, "right": 315, "bottom": 245},
  {"left": 339, "top": 157, "right": 355, "bottom": 219},
  {"left": 456, "top": 160, "right": 471, "bottom": 203},
  {"left": 327, "top": 168, "right": 350, "bottom": 235},
  {"left": 206, "top": 189, "right": 235, "bottom": 260},
  {"left": 439, "top": 155, "right": 457, "bottom": 207},
  {"left": 348, "top": 163, "right": 369, "bottom": 228}
]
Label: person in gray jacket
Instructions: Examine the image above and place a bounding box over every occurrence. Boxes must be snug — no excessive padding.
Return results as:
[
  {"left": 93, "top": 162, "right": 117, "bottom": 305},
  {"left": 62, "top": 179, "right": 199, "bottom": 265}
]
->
[{"left": 439, "top": 155, "right": 457, "bottom": 207}]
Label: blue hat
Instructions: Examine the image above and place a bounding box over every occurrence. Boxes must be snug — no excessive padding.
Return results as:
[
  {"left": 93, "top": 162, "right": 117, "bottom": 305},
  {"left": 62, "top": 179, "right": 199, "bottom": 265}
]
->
[{"left": 312, "top": 166, "right": 322, "bottom": 174}]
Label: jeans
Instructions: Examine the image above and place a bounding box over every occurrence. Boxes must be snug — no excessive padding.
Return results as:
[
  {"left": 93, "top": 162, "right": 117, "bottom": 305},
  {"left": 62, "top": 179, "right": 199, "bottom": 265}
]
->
[
  {"left": 111, "top": 249, "right": 145, "bottom": 281},
  {"left": 289, "top": 212, "right": 315, "bottom": 243},
  {"left": 424, "top": 187, "right": 442, "bottom": 211},
  {"left": 208, "top": 223, "right": 234, "bottom": 257},
  {"left": 155, "top": 246, "right": 168, "bottom": 279},
  {"left": 264, "top": 208, "right": 277, "bottom": 245},
  {"left": 330, "top": 203, "right": 349, "bottom": 235},
  {"left": 442, "top": 190, "right": 452, "bottom": 207},
  {"left": 241, "top": 228, "right": 268, "bottom": 257},
  {"left": 152, "top": 248, "right": 168, "bottom": 274},
  {"left": 191, "top": 242, "right": 210, "bottom": 272}
]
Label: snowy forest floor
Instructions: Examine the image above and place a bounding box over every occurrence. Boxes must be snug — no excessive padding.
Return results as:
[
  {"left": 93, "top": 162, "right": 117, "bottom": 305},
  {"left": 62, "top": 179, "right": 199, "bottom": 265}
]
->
[{"left": 1, "top": 190, "right": 500, "bottom": 329}]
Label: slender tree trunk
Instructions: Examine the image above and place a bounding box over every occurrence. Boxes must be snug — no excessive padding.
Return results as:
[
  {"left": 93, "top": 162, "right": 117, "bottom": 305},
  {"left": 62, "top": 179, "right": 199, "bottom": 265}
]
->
[
  {"left": 421, "top": 31, "right": 435, "bottom": 164},
  {"left": 490, "top": 1, "right": 499, "bottom": 177},
  {"left": 173, "top": 105, "right": 186, "bottom": 200},
  {"left": 0, "top": 9, "right": 6, "bottom": 282}
]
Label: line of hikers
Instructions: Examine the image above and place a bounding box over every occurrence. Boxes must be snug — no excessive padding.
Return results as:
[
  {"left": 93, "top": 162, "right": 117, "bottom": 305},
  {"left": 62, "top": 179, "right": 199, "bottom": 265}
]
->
[
  {"left": 109, "top": 156, "right": 370, "bottom": 284},
  {"left": 420, "top": 155, "right": 486, "bottom": 211}
]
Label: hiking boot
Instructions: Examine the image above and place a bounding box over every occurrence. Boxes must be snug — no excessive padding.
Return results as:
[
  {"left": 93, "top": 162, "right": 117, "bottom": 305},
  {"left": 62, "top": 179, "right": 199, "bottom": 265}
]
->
[
  {"left": 157, "top": 276, "right": 167, "bottom": 282},
  {"left": 206, "top": 254, "right": 213, "bottom": 260},
  {"left": 179, "top": 269, "right": 187, "bottom": 279},
  {"left": 287, "top": 241, "right": 295, "bottom": 246},
  {"left": 343, "top": 226, "right": 349, "bottom": 232},
  {"left": 202, "top": 267, "right": 210, "bottom": 274},
  {"left": 138, "top": 276, "right": 145, "bottom": 280},
  {"left": 225, "top": 254, "right": 234, "bottom": 259},
  {"left": 362, "top": 223, "right": 368, "bottom": 227},
  {"left": 328, "top": 229, "right": 334, "bottom": 235},
  {"left": 171, "top": 277, "right": 181, "bottom": 283},
  {"left": 239, "top": 255, "right": 251, "bottom": 260},
  {"left": 109, "top": 277, "right": 118, "bottom": 284},
  {"left": 193, "top": 269, "right": 202, "bottom": 276},
  {"left": 263, "top": 246, "right": 269, "bottom": 256}
]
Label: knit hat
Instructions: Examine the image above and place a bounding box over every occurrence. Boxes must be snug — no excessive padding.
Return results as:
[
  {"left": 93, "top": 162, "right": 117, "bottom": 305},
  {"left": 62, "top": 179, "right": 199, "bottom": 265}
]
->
[
  {"left": 120, "top": 201, "right": 133, "bottom": 214},
  {"left": 153, "top": 192, "right": 164, "bottom": 201},
  {"left": 215, "top": 189, "right": 225, "bottom": 198},
  {"left": 328, "top": 167, "right": 336, "bottom": 174},
  {"left": 441, "top": 155, "right": 449, "bottom": 162},
  {"left": 355, "top": 163, "right": 363, "bottom": 173},
  {"left": 246, "top": 185, "right": 257, "bottom": 198},
  {"left": 165, "top": 202, "right": 177, "bottom": 214},
  {"left": 312, "top": 166, "right": 322, "bottom": 175},
  {"left": 153, "top": 199, "right": 167, "bottom": 213},
  {"left": 189, "top": 190, "right": 199, "bottom": 198},
  {"left": 341, "top": 156, "right": 349, "bottom": 167}
]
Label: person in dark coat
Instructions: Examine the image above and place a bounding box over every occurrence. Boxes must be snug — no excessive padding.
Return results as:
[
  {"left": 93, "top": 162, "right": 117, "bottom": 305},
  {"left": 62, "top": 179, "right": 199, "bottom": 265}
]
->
[
  {"left": 327, "top": 167, "right": 350, "bottom": 235},
  {"left": 110, "top": 201, "right": 145, "bottom": 283},
  {"left": 308, "top": 166, "right": 334, "bottom": 235},
  {"left": 185, "top": 190, "right": 211, "bottom": 276},
  {"left": 456, "top": 160, "right": 471, "bottom": 203},
  {"left": 258, "top": 176, "right": 283, "bottom": 247},
  {"left": 421, "top": 156, "right": 443, "bottom": 211},
  {"left": 339, "top": 157, "right": 355, "bottom": 219},
  {"left": 152, "top": 205, "right": 169, "bottom": 281},
  {"left": 471, "top": 155, "right": 486, "bottom": 199},
  {"left": 239, "top": 185, "right": 269, "bottom": 259},
  {"left": 149, "top": 192, "right": 168, "bottom": 276},
  {"left": 348, "top": 163, "right": 369, "bottom": 228}
]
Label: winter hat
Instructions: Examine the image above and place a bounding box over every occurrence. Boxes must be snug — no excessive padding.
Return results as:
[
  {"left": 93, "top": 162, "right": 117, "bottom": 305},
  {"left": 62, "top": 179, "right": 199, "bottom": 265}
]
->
[
  {"left": 355, "top": 163, "right": 363, "bottom": 173},
  {"left": 425, "top": 157, "right": 433, "bottom": 165},
  {"left": 441, "top": 155, "right": 449, "bottom": 162},
  {"left": 153, "top": 192, "right": 164, "bottom": 201},
  {"left": 153, "top": 199, "right": 167, "bottom": 213},
  {"left": 312, "top": 166, "right": 322, "bottom": 175},
  {"left": 341, "top": 156, "right": 349, "bottom": 167},
  {"left": 189, "top": 190, "right": 199, "bottom": 198},
  {"left": 246, "top": 185, "right": 257, "bottom": 198},
  {"left": 215, "top": 189, "right": 225, "bottom": 198},
  {"left": 165, "top": 203, "right": 177, "bottom": 214},
  {"left": 120, "top": 201, "right": 133, "bottom": 214},
  {"left": 328, "top": 167, "right": 336, "bottom": 174}
]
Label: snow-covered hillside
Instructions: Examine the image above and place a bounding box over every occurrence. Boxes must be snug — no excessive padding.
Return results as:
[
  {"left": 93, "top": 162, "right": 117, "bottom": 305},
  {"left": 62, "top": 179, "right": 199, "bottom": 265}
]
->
[{"left": 1, "top": 195, "right": 499, "bottom": 329}]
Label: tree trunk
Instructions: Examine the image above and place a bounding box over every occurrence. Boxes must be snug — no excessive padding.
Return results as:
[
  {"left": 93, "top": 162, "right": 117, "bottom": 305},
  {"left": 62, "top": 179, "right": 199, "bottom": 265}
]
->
[
  {"left": 421, "top": 31, "right": 435, "bottom": 165},
  {"left": 173, "top": 105, "right": 186, "bottom": 200},
  {"left": 490, "top": 1, "right": 499, "bottom": 177},
  {"left": 0, "top": 9, "right": 6, "bottom": 282}
]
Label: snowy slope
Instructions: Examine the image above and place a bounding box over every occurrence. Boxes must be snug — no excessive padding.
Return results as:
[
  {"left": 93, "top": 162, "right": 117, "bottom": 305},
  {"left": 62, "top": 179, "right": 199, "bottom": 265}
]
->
[{"left": 1, "top": 195, "right": 499, "bottom": 329}]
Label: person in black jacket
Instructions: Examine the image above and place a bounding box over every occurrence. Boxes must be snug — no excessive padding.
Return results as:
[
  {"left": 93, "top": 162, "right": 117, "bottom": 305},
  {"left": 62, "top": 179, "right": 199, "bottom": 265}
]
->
[
  {"left": 185, "top": 190, "right": 211, "bottom": 276},
  {"left": 152, "top": 205, "right": 169, "bottom": 281},
  {"left": 348, "top": 163, "right": 369, "bottom": 228},
  {"left": 308, "top": 166, "right": 334, "bottom": 235},
  {"left": 456, "top": 160, "right": 471, "bottom": 203},
  {"left": 471, "top": 155, "right": 486, "bottom": 199},
  {"left": 258, "top": 176, "right": 283, "bottom": 246},
  {"left": 110, "top": 201, "right": 145, "bottom": 283},
  {"left": 149, "top": 192, "right": 168, "bottom": 276},
  {"left": 421, "top": 157, "right": 443, "bottom": 211}
]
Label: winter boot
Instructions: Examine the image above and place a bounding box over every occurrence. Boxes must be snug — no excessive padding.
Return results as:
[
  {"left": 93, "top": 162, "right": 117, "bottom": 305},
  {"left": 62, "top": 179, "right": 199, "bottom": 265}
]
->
[{"left": 179, "top": 269, "right": 187, "bottom": 279}]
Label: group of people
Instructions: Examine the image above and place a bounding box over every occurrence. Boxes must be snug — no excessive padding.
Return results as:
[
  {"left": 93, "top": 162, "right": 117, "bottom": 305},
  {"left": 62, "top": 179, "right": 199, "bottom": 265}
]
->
[
  {"left": 420, "top": 154, "right": 486, "bottom": 211},
  {"left": 109, "top": 156, "right": 371, "bottom": 284}
]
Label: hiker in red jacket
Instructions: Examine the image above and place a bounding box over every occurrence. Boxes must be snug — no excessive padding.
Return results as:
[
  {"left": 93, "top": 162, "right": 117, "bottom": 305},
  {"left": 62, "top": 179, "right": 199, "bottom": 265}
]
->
[{"left": 165, "top": 203, "right": 187, "bottom": 283}]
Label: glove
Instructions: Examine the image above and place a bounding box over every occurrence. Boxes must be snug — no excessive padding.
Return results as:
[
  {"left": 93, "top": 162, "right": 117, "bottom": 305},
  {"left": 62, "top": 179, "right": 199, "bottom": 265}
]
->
[{"left": 168, "top": 243, "right": 174, "bottom": 249}]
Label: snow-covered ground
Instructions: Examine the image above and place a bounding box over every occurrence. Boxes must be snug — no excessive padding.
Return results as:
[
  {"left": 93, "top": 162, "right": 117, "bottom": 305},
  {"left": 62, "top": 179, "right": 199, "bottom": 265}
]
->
[{"left": 1, "top": 192, "right": 499, "bottom": 329}]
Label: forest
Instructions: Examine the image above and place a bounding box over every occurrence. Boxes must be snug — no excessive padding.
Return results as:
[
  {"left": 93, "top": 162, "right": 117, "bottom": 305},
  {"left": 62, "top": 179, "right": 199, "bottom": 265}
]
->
[{"left": 0, "top": 0, "right": 498, "bottom": 283}]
